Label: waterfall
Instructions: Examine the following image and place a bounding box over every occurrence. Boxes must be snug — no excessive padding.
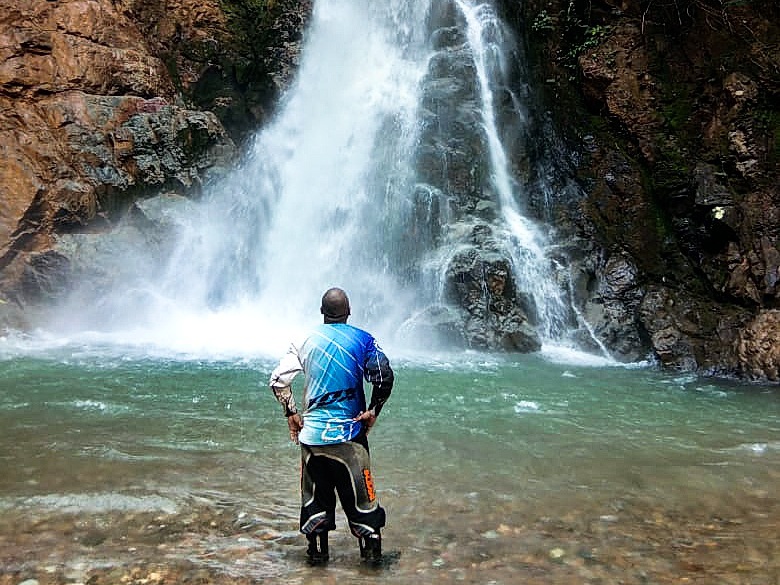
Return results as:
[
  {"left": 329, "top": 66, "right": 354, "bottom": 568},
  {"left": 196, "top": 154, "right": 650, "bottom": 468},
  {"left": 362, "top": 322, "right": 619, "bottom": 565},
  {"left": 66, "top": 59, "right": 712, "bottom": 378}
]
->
[
  {"left": 452, "top": 0, "right": 570, "bottom": 340},
  {"left": 55, "top": 0, "right": 585, "bottom": 358}
]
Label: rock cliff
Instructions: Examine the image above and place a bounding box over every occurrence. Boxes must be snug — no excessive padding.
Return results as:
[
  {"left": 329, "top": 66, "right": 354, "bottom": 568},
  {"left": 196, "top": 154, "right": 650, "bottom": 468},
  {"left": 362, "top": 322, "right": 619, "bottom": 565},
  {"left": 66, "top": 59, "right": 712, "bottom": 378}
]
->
[
  {"left": 0, "top": 0, "right": 310, "bottom": 325},
  {"left": 504, "top": 0, "right": 779, "bottom": 380}
]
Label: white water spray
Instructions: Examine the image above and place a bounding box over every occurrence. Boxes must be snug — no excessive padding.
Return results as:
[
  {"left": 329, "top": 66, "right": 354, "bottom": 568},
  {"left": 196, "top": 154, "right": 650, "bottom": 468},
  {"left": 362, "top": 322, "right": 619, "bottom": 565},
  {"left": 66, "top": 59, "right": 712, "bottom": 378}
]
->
[
  {"left": 78, "top": 0, "right": 436, "bottom": 356},
  {"left": 48, "top": 0, "right": 597, "bottom": 360}
]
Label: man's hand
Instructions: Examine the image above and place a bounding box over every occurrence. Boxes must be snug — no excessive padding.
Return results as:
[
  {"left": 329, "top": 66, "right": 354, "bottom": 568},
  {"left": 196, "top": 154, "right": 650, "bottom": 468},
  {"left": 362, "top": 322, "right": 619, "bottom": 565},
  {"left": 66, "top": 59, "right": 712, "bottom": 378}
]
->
[
  {"left": 287, "top": 413, "right": 303, "bottom": 444},
  {"left": 353, "top": 409, "right": 377, "bottom": 434}
]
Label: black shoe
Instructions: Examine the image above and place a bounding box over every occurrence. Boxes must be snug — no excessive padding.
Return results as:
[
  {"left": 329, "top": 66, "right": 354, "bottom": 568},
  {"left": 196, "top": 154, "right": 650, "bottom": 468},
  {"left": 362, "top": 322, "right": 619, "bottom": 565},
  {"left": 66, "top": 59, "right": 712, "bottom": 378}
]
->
[
  {"left": 306, "top": 532, "right": 329, "bottom": 565},
  {"left": 359, "top": 533, "right": 382, "bottom": 565}
]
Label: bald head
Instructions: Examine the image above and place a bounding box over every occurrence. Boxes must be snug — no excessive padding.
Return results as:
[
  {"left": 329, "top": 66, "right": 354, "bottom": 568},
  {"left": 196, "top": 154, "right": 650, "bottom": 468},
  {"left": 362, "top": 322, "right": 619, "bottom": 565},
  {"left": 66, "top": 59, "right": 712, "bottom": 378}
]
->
[{"left": 320, "top": 287, "right": 351, "bottom": 323}]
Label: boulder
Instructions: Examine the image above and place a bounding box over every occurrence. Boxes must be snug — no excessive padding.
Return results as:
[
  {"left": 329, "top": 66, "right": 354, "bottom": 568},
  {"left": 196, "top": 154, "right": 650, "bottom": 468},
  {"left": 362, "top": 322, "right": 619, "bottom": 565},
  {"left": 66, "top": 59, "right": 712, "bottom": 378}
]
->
[
  {"left": 444, "top": 237, "right": 541, "bottom": 352},
  {"left": 638, "top": 286, "right": 750, "bottom": 375}
]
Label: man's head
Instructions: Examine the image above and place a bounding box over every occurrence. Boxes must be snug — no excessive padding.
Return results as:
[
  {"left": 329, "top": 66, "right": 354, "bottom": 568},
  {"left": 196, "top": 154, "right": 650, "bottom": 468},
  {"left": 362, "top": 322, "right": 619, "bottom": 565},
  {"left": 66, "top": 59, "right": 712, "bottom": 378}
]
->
[{"left": 320, "top": 287, "right": 351, "bottom": 323}]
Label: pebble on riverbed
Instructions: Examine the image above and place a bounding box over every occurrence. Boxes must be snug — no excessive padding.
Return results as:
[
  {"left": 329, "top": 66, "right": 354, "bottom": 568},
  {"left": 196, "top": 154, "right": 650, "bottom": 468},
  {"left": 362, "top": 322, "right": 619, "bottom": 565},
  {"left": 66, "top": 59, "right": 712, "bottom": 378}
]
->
[{"left": 1, "top": 496, "right": 778, "bottom": 584}]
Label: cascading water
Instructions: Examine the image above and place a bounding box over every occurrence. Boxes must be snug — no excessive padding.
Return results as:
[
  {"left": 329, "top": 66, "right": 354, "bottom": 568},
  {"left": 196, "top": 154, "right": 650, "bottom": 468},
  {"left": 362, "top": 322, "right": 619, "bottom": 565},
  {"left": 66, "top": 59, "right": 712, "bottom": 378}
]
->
[
  {"left": 452, "top": 0, "right": 571, "bottom": 341},
  {"left": 54, "top": 0, "right": 591, "bottom": 359}
]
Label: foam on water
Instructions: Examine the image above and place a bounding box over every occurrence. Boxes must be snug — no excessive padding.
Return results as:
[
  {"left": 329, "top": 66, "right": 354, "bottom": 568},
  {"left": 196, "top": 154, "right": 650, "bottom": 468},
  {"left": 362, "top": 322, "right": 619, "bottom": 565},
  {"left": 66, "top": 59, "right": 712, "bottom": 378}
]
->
[
  {"left": 728, "top": 441, "right": 780, "bottom": 456},
  {"left": 540, "top": 343, "right": 626, "bottom": 367},
  {"left": 513, "top": 400, "right": 541, "bottom": 413},
  {"left": 3, "top": 493, "right": 179, "bottom": 514}
]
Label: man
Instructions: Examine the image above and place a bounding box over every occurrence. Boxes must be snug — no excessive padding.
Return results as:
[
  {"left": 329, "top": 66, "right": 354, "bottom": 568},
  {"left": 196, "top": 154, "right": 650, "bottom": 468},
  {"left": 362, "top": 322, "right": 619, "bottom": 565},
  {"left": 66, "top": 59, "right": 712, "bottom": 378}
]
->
[{"left": 268, "top": 287, "right": 394, "bottom": 565}]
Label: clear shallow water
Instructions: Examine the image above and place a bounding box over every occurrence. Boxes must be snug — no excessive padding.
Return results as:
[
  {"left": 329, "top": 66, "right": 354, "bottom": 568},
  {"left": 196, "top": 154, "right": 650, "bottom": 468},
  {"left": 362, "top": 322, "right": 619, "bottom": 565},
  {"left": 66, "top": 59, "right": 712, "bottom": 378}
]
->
[{"left": 1, "top": 345, "right": 778, "bottom": 583}]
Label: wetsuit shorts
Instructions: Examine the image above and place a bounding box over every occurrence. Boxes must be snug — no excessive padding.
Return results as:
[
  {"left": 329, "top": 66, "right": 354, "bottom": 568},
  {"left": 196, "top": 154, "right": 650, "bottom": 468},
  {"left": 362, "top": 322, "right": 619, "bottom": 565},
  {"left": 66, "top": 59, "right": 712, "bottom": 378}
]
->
[{"left": 299, "top": 434, "right": 386, "bottom": 537}]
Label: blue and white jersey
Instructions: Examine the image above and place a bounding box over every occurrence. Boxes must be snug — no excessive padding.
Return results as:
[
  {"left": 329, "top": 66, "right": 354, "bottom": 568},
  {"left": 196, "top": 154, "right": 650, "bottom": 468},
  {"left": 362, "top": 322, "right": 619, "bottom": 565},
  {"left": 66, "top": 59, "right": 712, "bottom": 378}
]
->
[{"left": 270, "top": 323, "right": 393, "bottom": 446}]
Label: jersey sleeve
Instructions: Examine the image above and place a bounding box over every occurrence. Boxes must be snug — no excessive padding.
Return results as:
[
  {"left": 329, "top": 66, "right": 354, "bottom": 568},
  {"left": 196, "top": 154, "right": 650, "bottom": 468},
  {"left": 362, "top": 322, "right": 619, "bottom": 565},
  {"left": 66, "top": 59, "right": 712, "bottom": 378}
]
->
[
  {"left": 364, "top": 339, "right": 394, "bottom": 416},
  {"left": 268, "top": 343, "right": 303, "bottom": 416}
]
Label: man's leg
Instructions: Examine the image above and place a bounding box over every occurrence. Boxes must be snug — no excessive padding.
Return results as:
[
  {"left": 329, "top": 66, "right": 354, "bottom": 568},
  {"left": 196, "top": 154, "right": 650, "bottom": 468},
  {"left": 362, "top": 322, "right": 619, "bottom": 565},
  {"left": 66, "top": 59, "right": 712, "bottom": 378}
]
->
[
  {"left": 303, "top": 441, "right": 387, "bottom": 562},
  {"left": 329, "top": 440, "right": 386, "bottom": 562},
  {"left": 300, "top": 446, "right": 337, "bottom": 563}
]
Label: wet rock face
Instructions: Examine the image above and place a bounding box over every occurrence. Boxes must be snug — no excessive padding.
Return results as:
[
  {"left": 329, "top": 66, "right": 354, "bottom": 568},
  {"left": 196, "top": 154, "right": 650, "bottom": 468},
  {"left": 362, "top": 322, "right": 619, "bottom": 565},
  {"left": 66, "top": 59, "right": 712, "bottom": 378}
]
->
[
  {"left": 410, "top": 4, "right": 541, "bottom": 352},
  {"left": 417, "top": 19, "right": 489, "bottom": 218},
  {"left": 570, "top": 252, "right": 648, "bottom": 362},
  {"left": 638, "top": 286, "right": 751, "bottom": 374},
  {"left": 0, "top": 0, "right": 165, "bottom": 250},
  {"left": 737, "top": 310, "right": 780, "bottom": 382},
  {"left": 0, "top": 0, "right": 175, "bottom": 97},
  {"left": 513, "top": 0, "right": 780, "bottom": 380},
  {"left": 0, "top": 0, "right": 231, "bottom": 305},
  {"left": 445, "top": 240, "right": 541, "bottom": 352}
]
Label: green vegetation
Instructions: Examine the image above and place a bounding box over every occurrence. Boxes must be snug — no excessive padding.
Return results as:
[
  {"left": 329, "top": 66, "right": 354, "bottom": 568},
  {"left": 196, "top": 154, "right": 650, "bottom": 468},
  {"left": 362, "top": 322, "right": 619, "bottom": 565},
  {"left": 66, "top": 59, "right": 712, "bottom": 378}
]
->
[
  {"left": 660, "top": 87, "right": 694, "bottom": 134},
  {"left": 565, "top": 23, "right": 611, "bottom": 63},
  {"left": 531, "top": 10, "right": 555, "bottom": 32},
  {"left": 536, "top": 1, "right": 614, "bottom": 76},
  {"left": 219, "top": 0, "right": 277, "bottom": 82}
]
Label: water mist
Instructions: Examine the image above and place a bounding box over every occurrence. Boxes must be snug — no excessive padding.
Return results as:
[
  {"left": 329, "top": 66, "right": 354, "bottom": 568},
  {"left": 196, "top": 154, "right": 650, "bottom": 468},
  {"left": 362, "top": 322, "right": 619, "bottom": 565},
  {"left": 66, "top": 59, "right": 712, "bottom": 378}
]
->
[{"left": 51, "top": 0, "right": 584, "bottom": 359}]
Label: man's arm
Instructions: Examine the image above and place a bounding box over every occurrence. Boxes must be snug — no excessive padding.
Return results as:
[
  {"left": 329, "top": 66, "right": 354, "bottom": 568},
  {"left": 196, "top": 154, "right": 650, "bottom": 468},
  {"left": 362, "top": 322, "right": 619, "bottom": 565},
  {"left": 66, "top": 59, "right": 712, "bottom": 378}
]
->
[
  {"left": 269, "top": 345, "right": 305, "bottom": 444},
  {"left": 364, "top": 341, "right": 394, "bottom": 416},
  {"left": 268, "top": 345, "right": 303, "bottom": 417}
]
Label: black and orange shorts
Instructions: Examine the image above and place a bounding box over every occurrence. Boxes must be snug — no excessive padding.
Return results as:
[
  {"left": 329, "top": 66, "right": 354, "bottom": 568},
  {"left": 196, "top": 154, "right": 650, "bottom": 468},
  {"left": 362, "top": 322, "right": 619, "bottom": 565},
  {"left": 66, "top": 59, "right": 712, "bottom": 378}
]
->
[{"left": 299, "top": 435, "right": 386, "bottom": 537}]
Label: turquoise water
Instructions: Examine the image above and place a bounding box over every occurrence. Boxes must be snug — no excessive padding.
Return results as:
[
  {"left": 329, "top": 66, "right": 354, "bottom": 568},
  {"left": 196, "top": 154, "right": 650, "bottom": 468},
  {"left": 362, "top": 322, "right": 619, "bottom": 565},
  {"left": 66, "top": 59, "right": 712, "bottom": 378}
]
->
[{"left": 1, "top": 345, "right": 779, "bottom": 582}]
